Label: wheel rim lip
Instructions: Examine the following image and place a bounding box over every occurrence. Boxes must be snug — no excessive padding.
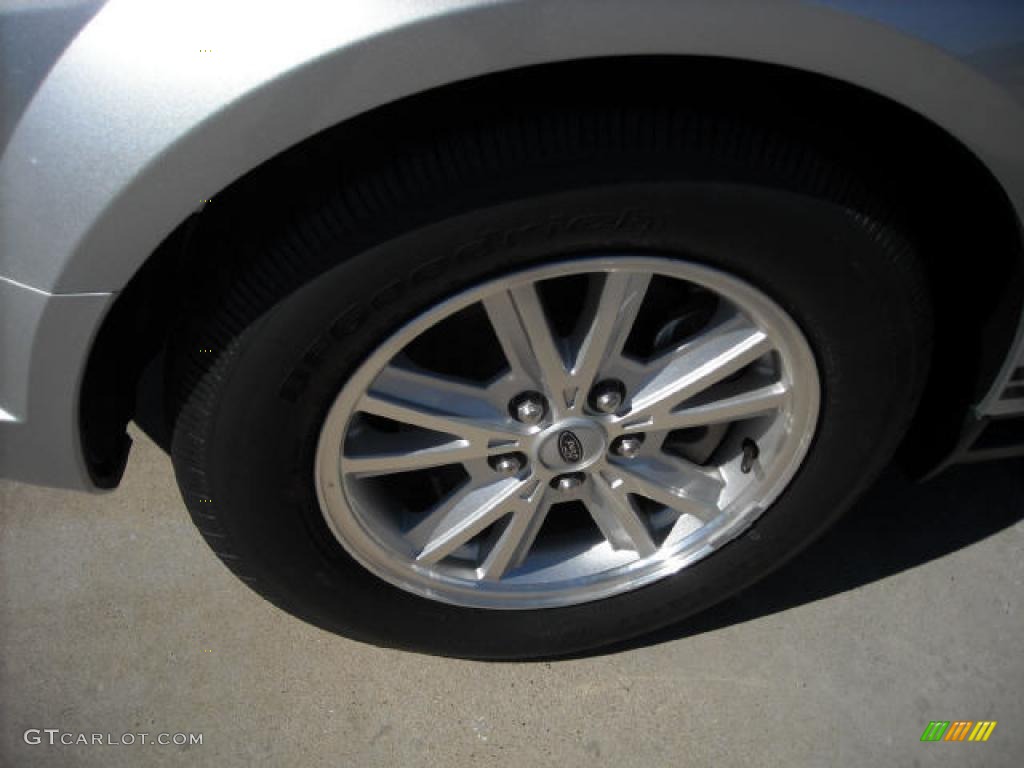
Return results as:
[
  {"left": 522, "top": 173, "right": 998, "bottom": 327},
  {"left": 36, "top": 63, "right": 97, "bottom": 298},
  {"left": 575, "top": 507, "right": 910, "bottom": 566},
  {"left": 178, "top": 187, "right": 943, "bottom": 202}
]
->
[{"left": 314, "top": 255, "right": 821, "bottom": 610}]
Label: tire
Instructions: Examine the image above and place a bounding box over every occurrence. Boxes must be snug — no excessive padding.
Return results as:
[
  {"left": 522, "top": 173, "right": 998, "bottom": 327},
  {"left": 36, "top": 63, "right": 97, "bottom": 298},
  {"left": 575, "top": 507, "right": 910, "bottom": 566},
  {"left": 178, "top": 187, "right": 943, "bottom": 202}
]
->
[{"left": 167, "top": 102, "right": 931, "bottom": 659}]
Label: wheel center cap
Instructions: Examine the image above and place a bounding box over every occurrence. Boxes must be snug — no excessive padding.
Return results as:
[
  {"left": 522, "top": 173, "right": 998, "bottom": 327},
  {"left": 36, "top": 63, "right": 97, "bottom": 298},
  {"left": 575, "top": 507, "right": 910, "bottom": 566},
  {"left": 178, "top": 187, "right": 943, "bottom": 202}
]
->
[{"left": 537, "top": 420, "right": 605, "bottom": 470}]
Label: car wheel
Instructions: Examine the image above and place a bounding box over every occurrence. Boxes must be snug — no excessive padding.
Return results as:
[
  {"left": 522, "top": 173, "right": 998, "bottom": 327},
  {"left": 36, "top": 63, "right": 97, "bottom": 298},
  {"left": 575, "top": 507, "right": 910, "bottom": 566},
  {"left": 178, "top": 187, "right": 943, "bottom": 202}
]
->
[{"left": 168, "top": 104, "right": 931, "bottom": 658}]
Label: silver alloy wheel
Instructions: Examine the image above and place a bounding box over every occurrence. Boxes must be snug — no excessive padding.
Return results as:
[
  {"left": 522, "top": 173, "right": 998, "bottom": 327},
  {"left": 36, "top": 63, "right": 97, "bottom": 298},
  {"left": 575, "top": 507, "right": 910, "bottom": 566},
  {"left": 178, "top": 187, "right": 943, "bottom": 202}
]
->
[{"left": 314, "top": 256, "right": 820, "bottom": 609}]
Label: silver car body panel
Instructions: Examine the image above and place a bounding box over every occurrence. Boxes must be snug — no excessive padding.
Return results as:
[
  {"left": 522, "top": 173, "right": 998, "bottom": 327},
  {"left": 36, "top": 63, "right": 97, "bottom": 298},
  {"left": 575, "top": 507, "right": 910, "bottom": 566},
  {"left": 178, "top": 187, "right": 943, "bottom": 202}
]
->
[{"left": 2, "top": 0, "right": 1023, "bottom": 489}]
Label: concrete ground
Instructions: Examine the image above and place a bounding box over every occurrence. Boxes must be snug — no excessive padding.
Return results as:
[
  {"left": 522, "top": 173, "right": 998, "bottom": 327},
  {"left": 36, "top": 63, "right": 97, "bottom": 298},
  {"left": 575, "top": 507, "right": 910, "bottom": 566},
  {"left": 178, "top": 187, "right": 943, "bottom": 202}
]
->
[{"left": 1, "top": 428, "right": 1021, "bottom": 768}]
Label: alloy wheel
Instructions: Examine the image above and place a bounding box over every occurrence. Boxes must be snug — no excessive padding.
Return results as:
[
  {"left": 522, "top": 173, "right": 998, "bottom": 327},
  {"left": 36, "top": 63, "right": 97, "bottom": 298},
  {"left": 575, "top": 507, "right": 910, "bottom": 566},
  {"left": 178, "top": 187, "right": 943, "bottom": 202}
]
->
[{"left": 314, "top": 256, "right": 820, "bottom": 609}]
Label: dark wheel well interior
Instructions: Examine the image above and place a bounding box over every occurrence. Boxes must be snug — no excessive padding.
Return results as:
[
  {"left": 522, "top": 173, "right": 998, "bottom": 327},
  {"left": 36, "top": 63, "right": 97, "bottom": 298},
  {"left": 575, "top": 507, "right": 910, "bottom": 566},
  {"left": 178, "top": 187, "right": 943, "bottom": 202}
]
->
[{"left": 80, "top": 55, "right": 1024, "bottom": 487}]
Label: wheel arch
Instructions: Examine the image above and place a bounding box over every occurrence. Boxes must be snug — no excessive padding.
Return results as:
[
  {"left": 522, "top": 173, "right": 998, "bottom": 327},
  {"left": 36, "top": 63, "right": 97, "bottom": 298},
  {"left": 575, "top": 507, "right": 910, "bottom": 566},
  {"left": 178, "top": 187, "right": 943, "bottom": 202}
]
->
[
  {"left": 31, "top": 2, "right": 1018, "bottom": 486},
  {"left": 4, "top": 0, "right": 1024, "bottom": 293}
]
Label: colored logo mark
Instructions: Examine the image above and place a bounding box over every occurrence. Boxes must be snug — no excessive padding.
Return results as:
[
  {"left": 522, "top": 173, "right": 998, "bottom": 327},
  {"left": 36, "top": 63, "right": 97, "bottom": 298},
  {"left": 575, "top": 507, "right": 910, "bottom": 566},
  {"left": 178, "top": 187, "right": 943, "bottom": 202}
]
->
[{"left": 920, "top": 721, "right": 997, "bottom": 742}]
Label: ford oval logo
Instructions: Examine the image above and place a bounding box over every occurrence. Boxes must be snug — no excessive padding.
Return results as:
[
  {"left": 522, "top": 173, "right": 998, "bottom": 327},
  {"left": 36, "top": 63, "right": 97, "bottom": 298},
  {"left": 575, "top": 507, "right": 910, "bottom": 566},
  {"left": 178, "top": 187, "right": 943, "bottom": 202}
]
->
[{"left": 557, "top": 430, "right": 583, "bottom": 464}]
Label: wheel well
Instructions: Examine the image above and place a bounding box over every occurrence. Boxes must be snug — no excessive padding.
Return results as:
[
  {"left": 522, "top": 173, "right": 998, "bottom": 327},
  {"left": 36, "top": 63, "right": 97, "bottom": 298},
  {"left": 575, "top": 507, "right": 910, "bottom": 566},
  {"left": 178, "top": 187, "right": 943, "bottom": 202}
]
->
[{"left": 80, "top": 55, "right": 1024, "bottom": 485}]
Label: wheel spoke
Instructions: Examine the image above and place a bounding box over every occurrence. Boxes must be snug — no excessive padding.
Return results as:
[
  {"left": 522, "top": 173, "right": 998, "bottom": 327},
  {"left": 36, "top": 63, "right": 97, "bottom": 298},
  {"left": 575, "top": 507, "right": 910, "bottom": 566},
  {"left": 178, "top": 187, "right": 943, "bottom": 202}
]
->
[
  {"left": 373, "top": 363, "right": 509, "bottom": 420},
  {"left": 478, "top": 482, "right": 551, "bottom": 580},
  {"left": 629, "top": 381, "right": 790, "bottom": 433},
  {"left": 342, "top": 442, "right": 482, "bottom": 477},
  {"left": 357, "top": 388, "right": 517, "bottom": 442},
  {"left": 411, "top": 477, "right": 528, "bottom": 565},
  {"left": 588, "top": 472, "right": 658, "bottom": 556},
  {"left": 611, "top": 455, "right": 723, "bottom": 520},
  {"left": 621, "top": 317, "right": 772, "bottom": 428},
  {"left": 569, "top": 272, "right": 651, "bottom": 409},
  {"left": 482, "top": 287, "right": 571, "bottom": 405},
  {"left": 344, "top": 379, "right": 522, "bottom": 477}
]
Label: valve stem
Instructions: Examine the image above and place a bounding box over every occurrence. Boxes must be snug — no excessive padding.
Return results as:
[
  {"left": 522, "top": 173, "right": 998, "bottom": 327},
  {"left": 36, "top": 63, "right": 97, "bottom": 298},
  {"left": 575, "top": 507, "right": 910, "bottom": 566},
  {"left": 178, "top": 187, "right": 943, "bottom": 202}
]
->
[{"left": 740, "top": 438, "right": 760, "bottom": 474}]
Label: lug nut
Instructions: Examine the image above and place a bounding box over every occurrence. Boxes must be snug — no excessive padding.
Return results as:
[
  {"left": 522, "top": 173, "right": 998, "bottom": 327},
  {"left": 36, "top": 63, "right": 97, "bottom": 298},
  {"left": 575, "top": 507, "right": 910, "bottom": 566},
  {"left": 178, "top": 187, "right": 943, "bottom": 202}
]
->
[
  {"left": 491, "top": 454, "right": 524, "bottom": 476},
  {"left": 591, "top": 380, "right": 625, "bottom": 414},
  {"left": 511, "top": 393, "right": 546, "bottom": 425},
  {"left": 551, "top": 473, "right": 585, "bottom": 492},
  {"left": 611, "top": 435, "right": 644, "bottom": 459}
]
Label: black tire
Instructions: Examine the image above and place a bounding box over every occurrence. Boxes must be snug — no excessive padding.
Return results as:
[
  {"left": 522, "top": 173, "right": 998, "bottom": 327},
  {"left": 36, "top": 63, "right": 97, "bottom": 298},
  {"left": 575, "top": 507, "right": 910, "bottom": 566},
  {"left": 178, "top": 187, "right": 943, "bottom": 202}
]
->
[{"left": 168, "top": 103, "right": 931, "bottom": 658}]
